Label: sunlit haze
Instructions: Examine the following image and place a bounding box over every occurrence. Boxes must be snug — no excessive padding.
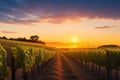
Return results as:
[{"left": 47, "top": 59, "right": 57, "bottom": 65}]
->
[{"left": 71, "top": 37, "right": 79, "bottom": 43}]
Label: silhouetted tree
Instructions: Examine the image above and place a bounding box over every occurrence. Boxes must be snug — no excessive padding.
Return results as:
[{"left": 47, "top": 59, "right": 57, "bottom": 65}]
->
[
  {"left": 30, "top": 35, "right": 39, "bottom": 42},
  {"left": 9, "top": 38, "right": 14, "bottom": 40},
  {"left": 0, "top": 36, "right": 7, "bottom": 39},
  {"left": 17, "top": 37, "right": 27, "bottom": 41},
  {"left": 98, "top": 45, "right": 119, "bottom": 48}
]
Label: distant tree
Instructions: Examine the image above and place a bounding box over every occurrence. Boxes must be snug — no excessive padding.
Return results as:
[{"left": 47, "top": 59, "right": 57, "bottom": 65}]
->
[
  {"left": 30, "top": 35, "right": 39, "bottom": 41},
  {"left": 17, "top": 37, "right": 27, "bottom": 41},
  {"left": 23, "top": 37, "right": 27, "bottom": 41},
  {"left": 37, "top": 40, "right": 45, "bottom": 44},
  {"left": 98, "top": 45, "right": 119, "bottom": 48},
  {"left": 9, "top": 38, "right": 14, "bottom": 40},
  {"left": 0, "top": 36, "right": 7, "bottom": 39}
]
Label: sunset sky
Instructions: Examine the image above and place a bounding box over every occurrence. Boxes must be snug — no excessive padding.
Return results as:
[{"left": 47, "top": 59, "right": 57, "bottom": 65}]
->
[{"left": 0, "top": 0, "right": 120, "bottom": 48}]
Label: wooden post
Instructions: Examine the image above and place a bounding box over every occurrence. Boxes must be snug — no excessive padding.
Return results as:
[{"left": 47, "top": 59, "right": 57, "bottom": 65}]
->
[
  {"left": 11, "top": 53, "right": 16, "bottom": 80},
  {"left": 106, "top": 51, "right": 112, "bottom": 80},
  {"left": 115, "top": 68, "right": 119, "bottom": 80},
  {"left": 23, "top": 71, "right": 28, "bottom": 80}
]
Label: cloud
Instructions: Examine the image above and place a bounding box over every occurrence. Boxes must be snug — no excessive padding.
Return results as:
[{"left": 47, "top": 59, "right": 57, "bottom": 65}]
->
[
  {"left": 1, "top": 31, "right": 18, "bottom": 33},
  {"left": 0, "top": 0, "right": 120, "bottom": 24},
  {"left": 95, "top": 25, "right": 117, "bottom": 29}
]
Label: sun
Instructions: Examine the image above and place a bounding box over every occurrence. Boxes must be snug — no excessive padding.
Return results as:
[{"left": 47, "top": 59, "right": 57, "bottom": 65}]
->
[{"left": 71, "top": 37, "right": 79, "bottom": 43}]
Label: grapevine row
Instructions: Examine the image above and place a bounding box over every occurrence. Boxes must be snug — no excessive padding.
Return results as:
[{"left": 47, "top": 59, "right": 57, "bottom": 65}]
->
[
  {"left": 0, "top": 39, "right": 56, "bottom": 80},
  {"left": 0, "top": 45, "right": 8, "bottom": 80},
  {"left": 64, "top": 48, "right": 120, "bottom": 80}
]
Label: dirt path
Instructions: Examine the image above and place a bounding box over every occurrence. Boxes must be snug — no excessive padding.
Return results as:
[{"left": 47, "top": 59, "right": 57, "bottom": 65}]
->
[
  {"left": 34, "top": 52, "right": 99, "bottom": 80},
  {"left": 60, "top": 53, "right": 98, "bottom": 80}
]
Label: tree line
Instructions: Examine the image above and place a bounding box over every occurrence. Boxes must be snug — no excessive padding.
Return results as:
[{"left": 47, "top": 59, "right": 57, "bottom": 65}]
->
[{"left": 0, "top": 35, "right": 45, "bottom": 44}]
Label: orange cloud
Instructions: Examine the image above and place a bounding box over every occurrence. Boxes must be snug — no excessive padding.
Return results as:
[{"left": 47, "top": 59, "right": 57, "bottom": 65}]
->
[
  {"left": 95, "top": 25, "right": 117, "bottom": 29},
  {"left": 1, "top": 31, "right": 18, "bottom": 34}
]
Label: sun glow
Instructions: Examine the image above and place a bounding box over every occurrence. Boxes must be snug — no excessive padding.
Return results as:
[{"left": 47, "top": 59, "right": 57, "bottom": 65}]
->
[{"left": 71, "top": 37, "right": 79, "bottom": 43}]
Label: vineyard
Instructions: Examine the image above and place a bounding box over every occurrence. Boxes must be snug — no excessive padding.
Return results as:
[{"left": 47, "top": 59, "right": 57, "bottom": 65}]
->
[
  {"left": 0, "top": 39, "right": 56, "bottom": 80},
  {"left": 63, "top": 48, "right": 120, "bottom": 80},
  {"left": 1, "top": 39, "right": 120, "bottom": 80}
]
